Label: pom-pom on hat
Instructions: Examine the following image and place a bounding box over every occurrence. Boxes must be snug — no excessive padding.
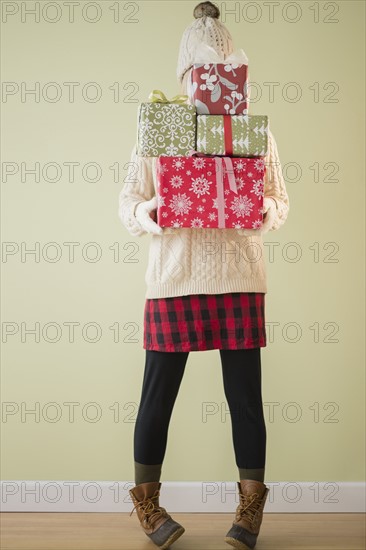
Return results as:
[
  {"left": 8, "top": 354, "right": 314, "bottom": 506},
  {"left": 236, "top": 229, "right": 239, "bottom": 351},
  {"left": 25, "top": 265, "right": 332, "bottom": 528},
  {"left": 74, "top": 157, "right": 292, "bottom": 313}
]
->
[{"left": 176, "top": 1, "right": 234, "bottom": 84}]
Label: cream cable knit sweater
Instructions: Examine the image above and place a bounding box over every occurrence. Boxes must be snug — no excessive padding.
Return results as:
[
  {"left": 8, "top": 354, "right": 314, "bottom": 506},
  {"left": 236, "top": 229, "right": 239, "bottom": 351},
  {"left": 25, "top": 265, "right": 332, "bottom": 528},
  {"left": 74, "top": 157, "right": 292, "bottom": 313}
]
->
[{"left": 118, "top": 128, "right": 289, "bottom": 299}]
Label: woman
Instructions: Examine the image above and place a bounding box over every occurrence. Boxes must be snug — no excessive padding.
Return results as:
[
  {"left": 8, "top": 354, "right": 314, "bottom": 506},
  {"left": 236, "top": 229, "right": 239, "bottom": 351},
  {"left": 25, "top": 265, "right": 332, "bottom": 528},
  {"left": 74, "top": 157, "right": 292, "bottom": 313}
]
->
[{"left": 118, "top": 2, "right": 290, "bottom": 549}]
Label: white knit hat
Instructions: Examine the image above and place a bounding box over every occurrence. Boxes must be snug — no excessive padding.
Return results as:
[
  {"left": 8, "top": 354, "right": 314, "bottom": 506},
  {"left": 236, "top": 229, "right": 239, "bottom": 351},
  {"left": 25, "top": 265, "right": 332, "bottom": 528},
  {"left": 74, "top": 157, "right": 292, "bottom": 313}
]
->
[{"left": 177, "top": 2, "right": 234, "bottom": 84}]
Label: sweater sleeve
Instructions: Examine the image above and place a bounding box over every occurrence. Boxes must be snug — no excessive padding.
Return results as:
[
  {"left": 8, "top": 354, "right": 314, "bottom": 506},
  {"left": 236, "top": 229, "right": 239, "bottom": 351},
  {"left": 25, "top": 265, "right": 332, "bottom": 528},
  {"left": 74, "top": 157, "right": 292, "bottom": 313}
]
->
[
  {"left": 118, "top": 145, "right": 156, "bottom": 237},
  {"left": 263, "top": 129, "right": 290, "bottom": 231}
]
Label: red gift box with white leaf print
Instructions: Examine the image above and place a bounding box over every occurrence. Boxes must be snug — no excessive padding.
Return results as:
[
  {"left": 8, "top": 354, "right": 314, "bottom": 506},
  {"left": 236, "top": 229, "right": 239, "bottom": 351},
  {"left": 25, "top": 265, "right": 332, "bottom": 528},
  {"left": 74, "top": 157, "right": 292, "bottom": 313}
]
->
[
  {"left": 156, "top": 155, "right": 266, "bottom": 230},
  {"left": 189, "top": 62, "right": 249, "bottom": 115}
]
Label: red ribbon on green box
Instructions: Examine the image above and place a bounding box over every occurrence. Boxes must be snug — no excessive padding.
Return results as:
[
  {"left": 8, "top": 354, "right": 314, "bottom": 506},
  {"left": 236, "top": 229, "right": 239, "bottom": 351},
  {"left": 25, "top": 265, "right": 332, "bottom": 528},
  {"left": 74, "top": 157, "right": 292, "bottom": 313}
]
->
[{"left": 223, "top": 116, "right": 234, "bottom": 156}]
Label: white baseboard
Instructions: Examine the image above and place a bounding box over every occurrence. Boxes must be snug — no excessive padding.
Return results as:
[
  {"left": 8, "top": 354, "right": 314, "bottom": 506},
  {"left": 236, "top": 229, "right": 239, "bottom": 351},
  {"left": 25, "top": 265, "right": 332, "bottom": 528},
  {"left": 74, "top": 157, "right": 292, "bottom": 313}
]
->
[{"left": 1, "top": 481, "right": 365, "bottom": 513}]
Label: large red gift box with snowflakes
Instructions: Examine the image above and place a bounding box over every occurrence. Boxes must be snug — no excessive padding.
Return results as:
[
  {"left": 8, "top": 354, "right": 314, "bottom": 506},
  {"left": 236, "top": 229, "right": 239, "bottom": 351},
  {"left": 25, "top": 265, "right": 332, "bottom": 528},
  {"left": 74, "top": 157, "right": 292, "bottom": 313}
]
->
[
  {"left": 189, "top": 63, "right": 249, "bottom": 115},
  {"left": 156, "top": 155, "right": 266, "bottom": 230}
]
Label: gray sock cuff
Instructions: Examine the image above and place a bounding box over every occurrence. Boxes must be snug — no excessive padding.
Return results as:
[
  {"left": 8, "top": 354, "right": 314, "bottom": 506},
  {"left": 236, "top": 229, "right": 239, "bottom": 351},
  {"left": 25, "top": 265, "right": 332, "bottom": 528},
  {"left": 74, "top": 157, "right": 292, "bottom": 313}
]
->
[
  {"left": 135, "top": 461, "right": 163, "bottom": 485},
  {"left": 238, "top": 467, "right": 265, "bottom": 482}
]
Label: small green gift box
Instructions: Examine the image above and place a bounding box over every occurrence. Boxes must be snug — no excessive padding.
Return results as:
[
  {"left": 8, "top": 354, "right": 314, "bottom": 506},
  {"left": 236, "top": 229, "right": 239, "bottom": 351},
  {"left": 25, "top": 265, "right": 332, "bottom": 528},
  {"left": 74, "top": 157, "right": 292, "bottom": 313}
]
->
[
  {"left": 197, "top": 114, "right": 269, "bottom": 157},
  {"left": 137, "top": 90, "right": 196, "bottom": 157}
]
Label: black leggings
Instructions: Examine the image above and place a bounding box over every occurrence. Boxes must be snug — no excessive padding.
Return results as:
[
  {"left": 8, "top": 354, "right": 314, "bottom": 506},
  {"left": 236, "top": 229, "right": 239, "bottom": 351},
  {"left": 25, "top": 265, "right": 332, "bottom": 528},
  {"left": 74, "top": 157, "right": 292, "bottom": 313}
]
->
[{"left": 134, "top": 348, "right": 266, "bottom": 470}]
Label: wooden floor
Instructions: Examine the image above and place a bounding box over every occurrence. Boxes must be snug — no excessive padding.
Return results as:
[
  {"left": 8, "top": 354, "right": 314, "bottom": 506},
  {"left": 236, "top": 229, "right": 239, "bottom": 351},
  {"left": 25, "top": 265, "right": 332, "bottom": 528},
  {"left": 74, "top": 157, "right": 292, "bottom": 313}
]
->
[{"left": 1, "top": 513, "right": 365, "bottom": 549}]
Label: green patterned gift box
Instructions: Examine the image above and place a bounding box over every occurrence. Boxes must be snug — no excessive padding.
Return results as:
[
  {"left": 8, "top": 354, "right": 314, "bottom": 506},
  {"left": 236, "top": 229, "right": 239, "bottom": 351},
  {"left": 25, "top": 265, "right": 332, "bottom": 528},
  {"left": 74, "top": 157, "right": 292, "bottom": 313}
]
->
[
  {"left": 137, "top": 90, "right": 196, "bottom": 157},
  {"left": 197, "top": 114, "right": 269, "bottom": 157}
]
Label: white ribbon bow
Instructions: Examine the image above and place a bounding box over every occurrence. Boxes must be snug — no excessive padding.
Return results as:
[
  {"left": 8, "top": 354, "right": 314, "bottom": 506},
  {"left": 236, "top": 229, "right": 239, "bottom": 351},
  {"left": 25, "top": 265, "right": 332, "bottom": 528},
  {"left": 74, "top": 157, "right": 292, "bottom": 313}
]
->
[{"left": 192, "top": 42, "right": 249, "bottom": 66}]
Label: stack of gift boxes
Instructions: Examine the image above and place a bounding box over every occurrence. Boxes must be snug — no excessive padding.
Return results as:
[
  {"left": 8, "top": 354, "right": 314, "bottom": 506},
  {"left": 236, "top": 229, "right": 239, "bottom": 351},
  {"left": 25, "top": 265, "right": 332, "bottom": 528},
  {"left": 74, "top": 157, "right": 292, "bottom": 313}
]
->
[{"left": 136, "top": 58, "right": 269, "bottom": 230}]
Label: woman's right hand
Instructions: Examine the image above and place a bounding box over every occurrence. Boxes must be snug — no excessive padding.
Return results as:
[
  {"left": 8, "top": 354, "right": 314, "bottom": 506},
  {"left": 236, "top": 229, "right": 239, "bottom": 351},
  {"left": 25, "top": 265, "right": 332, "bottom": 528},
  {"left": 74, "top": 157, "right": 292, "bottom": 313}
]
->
[{"left": 135, "top": 196, "right": 163, "bottom": 235}]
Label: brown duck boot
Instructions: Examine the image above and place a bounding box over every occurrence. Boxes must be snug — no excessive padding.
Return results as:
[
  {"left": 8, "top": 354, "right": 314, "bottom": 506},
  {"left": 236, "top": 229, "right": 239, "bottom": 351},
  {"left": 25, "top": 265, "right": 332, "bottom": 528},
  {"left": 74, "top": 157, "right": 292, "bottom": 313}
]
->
[
  {"left": 129, "top": 481, "right": 185, "bottom": 549},
  {"left": 224, "top": 479, "right": 269, "bottom": 550}
]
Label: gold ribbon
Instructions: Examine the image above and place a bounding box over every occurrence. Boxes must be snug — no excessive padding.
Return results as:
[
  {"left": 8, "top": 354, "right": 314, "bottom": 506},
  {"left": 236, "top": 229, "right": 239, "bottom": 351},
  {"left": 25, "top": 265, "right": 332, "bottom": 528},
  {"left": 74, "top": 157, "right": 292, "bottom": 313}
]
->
[{"left": 148, "top": 89, "right": 189, "bottom": 104}]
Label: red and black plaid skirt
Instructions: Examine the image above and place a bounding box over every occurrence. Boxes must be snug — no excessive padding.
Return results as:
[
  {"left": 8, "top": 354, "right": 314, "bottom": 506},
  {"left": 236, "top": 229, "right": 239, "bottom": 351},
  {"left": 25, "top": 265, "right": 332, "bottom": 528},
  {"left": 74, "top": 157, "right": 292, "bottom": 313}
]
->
[{"left": 143, "top": 292, "right": 266, "bottom": 352}]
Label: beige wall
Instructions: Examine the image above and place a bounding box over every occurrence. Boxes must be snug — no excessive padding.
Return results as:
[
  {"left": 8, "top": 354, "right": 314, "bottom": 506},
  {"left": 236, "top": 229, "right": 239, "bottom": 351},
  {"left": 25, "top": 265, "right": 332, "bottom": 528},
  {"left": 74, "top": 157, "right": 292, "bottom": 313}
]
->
[{"left": 1, "top": 1, "right": 365, "bottom": 484}]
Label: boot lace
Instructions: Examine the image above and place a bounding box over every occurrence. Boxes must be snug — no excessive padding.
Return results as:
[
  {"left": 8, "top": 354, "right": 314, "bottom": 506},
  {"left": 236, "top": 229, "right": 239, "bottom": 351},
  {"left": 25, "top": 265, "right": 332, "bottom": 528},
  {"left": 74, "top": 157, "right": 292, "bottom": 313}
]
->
[
  {"left": 235, "top": 492, "right": 263, "bottom": 526},
  {"left": 130, "top": 491, "right": 169, "bottom": 529}
]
